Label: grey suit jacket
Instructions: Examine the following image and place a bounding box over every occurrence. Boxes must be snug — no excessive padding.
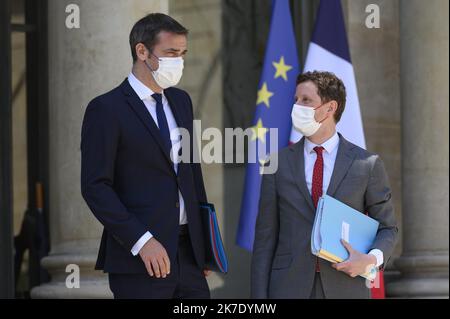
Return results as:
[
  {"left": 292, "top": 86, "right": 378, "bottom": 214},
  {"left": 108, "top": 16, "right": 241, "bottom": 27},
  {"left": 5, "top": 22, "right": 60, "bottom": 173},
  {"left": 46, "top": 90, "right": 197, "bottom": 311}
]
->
[{"left": 251, "top": 134, "right": 398, "bottom": 299}]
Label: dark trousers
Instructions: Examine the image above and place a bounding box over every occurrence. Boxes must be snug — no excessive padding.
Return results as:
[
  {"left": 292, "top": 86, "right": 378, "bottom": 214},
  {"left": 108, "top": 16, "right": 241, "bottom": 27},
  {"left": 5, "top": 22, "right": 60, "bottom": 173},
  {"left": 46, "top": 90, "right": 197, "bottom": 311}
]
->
[
  {"left": 309, "top": 272, "right": 325, "bottom": 299},
  {"left": 108, "top": 227, "right": 210, "bottom": 299}
]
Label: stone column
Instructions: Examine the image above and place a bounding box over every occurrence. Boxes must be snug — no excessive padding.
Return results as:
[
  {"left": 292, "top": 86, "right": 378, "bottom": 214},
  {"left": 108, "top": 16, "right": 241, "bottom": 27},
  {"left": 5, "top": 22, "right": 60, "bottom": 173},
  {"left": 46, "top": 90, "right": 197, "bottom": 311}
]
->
[
  {"left": 387, "top": 0, "right": 449, "bottom": 298},
  {"left": 345, "top": 1, "right": 403, "bottom": 282},
  {"left": 31, "top": 0, "right": 168, "bottom": 298}
]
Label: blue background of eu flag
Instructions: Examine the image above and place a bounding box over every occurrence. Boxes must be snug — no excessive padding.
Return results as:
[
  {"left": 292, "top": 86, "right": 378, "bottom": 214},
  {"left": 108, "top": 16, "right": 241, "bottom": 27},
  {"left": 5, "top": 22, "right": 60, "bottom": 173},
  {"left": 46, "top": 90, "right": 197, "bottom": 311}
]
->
[{"left": 236, "top": 0, "right": 300, "bottom": 251}]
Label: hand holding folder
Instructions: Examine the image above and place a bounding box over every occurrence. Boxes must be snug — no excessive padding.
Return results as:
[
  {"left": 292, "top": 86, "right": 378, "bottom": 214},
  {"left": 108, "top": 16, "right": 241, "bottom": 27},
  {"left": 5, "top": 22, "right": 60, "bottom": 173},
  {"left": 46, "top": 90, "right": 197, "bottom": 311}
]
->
[{"left": 311, "top": 195, "right": 379, "bottom": 279}]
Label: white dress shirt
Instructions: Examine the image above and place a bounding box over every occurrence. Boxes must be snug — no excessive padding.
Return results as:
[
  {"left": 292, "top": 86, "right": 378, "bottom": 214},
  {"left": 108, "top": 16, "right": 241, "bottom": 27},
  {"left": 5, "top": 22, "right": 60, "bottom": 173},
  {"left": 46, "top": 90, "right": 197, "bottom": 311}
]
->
[
  {"left": 127, "top": 72, "right": 187, "bottom": 256},
  {"left": 304, "top": 131, "right": 384, "bottom": 267}
]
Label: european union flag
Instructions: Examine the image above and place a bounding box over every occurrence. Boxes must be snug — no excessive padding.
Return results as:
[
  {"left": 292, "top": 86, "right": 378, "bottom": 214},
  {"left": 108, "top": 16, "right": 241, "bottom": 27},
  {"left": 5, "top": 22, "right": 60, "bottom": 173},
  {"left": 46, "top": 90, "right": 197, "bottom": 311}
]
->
[{"left": 236, "top": 0, "right": 300, "bottom": 251}]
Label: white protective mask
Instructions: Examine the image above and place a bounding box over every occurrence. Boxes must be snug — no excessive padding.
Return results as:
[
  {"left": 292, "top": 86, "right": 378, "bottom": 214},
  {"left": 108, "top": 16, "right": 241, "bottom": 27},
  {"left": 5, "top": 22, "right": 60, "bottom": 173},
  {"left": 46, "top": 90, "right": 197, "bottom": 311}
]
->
[
  {"left": 146, "top": 55, "right": 184, "bottom": 89},
  {"left": 291, "top": 103, "right": 327, "bottom": 137}
]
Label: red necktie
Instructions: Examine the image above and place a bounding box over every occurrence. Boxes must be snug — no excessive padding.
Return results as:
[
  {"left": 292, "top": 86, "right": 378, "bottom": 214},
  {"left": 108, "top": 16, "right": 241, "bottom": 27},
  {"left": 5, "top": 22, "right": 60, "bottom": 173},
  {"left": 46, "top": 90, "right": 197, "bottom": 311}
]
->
[
  {"left": 312, "top": 146, "right": 325, "bottom": 208},
  {"left": 312, "top": 146, "right": 324, "bottom": 271}
]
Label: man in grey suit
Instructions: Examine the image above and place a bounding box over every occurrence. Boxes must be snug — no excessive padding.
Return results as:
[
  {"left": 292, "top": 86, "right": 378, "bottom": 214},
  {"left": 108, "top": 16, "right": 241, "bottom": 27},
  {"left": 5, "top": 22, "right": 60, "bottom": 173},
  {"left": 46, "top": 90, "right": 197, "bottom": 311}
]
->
[{"left": 251, "top": 71, "right": 398, "bottom": 299}]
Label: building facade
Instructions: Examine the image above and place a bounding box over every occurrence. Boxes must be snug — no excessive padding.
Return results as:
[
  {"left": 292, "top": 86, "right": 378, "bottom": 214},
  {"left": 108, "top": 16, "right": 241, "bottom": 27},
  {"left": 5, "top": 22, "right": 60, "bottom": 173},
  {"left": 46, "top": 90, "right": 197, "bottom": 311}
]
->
[{"left": 0, "top": 0, "right": 448, "bottom": 298}]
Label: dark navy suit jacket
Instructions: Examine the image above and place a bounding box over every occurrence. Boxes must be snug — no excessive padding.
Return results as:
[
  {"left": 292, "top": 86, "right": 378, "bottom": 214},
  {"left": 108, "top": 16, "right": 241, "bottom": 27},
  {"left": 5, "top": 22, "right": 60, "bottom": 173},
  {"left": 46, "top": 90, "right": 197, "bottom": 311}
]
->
[{"left": 81, "top": 78, "right": 207, "bottom": 273}]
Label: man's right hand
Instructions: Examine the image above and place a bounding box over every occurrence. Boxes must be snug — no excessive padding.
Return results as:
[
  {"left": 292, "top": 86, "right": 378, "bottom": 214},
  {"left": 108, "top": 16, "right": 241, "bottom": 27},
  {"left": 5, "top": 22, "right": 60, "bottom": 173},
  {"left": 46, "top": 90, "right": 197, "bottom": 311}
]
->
[{"left": 139, "top": 237, "right": 171, "bottom": 278}]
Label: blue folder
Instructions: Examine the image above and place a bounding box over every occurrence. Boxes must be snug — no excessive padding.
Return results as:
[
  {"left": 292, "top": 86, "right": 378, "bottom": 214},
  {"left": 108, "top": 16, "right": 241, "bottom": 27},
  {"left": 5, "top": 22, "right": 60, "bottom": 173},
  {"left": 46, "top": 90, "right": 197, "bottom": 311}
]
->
[
  {"left": 311, "top": 195, "right": 379, "bottom": 278},
  {"left": 200, "top": 203, "right": 228, "bottom": 273}
]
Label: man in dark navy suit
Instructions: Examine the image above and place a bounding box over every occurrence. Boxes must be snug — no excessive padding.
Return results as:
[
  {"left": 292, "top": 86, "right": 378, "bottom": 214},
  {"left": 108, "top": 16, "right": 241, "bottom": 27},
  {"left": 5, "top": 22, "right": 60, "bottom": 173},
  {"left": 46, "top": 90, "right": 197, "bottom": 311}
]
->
[{"left": 81, "top": 13, "right": 211, "bottom": 299}]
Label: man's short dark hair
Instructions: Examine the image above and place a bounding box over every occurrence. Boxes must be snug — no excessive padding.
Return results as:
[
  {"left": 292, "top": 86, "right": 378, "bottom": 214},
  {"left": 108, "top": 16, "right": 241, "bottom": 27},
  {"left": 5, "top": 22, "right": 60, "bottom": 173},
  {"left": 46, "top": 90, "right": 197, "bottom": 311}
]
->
[
  {"left": 129, "top": 13, "right": 189, "bottom": 63},
  {"left": 296, "top": 71, "right": 347, "bottom": 123}
]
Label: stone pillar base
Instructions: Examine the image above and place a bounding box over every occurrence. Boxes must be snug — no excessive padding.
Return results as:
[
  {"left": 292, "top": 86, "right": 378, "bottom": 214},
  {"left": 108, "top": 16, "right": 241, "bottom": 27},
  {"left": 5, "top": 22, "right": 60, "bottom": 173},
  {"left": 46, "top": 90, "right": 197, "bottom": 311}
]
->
[
  {"left": 387, "top": 253, "right": 449, "bottom": 298},
  {"left": 31, "top": 280, "right": 111, "bottom": 299},
  {"left": 30, "top": 253, "right": 112, "bottom": 299}
]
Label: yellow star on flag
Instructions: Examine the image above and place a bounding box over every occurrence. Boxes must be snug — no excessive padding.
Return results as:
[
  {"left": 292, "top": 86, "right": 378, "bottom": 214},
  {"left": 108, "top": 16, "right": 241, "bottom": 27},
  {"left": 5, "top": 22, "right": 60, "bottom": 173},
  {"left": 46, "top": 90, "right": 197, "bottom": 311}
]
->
[
  {"left": 273, "top": 56, "right": 293, "bottom": 81},
  {"left": 256, "top": 82, "right": 274, "bottom": 108},
  {"left": 251, "top": 118, "right": 268, "bottom": 143}
]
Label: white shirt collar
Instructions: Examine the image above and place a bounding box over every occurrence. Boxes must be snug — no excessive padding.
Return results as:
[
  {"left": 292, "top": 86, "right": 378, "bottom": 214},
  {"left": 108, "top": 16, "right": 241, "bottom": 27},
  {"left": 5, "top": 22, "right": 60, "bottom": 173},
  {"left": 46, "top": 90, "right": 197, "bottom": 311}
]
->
[
  {"left": 128, "top": 72, "right": 162, "bottom": 101},
  {"left": 305, "top": 131, "right": 340, "bottom": 154}
]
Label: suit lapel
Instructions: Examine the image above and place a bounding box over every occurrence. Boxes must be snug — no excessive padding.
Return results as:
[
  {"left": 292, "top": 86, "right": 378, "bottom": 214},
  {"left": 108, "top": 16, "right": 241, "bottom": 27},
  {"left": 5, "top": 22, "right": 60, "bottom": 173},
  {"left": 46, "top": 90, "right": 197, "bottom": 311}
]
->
[
  {"left": 326, "top": 134, "right": 357, "bottom": 197},
  {"left": 287, "top": 134, "right": 358, "bottom": 217},
  {"left": 288, "top": 138, "right": 316, "bottom": 213},
  {"left": 164, "top": 88, "right": 186, "bottom": 130},
  {"left": 121, "top": 79, "right": 173, "bottom": 168}
]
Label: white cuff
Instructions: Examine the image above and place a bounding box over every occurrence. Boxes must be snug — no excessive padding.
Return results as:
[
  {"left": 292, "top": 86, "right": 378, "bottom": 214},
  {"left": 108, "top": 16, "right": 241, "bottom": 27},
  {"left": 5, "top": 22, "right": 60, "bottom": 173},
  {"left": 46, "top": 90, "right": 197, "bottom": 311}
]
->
[
  {"left": 368, "top": 249, "right": 384, "bottom": 267},
  {"left": 131, "top": 231, "right": 153, "bottom": 256}
]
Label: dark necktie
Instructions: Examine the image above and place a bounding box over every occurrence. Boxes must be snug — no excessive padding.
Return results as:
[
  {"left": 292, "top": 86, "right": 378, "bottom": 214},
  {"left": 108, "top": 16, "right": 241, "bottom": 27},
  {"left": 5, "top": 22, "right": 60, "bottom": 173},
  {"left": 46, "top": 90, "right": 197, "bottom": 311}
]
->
[{"left": 152, "top": 93, "right": 172, "bottom": 153}]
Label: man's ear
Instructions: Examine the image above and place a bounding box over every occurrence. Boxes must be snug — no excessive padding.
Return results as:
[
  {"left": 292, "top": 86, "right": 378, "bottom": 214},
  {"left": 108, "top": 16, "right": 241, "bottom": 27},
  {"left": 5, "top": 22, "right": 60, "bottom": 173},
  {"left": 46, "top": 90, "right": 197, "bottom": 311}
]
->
[
  {"left": 328, "top": 100, "right": 338, "bottom": 114},
  {"left": 135, "top": 43, "right": 149, "bottom": 62}
]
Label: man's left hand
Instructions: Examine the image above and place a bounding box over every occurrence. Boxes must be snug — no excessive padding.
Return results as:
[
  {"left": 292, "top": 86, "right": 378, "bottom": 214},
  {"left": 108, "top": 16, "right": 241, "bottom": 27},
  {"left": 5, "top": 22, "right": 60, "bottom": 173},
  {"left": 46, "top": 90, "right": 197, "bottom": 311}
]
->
[{"left": 332, "top": 240, "right": 376, "bottom": 278}]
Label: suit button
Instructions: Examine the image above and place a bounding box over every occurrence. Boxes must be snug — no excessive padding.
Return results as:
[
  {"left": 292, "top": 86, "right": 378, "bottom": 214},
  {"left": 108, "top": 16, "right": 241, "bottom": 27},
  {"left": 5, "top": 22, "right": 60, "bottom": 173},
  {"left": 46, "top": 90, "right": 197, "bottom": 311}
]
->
[{"left": 175, "top": 202, "right": 180, "bottom": 208}]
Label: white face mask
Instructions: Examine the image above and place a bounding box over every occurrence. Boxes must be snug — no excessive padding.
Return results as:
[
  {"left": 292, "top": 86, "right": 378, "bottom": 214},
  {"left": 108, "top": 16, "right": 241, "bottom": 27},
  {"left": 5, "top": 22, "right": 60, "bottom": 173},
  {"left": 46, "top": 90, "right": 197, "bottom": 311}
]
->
[
  {"left": 145, "top": 54, "right": 184, "bottom": 89},
  {"left": 291, "top": 103, "right": 327, "bottom": 137}
]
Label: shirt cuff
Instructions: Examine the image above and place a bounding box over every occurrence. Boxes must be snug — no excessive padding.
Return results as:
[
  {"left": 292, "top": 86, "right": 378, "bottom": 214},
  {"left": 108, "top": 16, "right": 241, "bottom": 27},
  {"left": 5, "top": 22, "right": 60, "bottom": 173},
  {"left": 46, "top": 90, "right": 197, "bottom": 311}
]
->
[
  {"left": 131, "top": 231, "right": 153, "bottom": 256},
  {"left": 368, "top": 249, "right": 384, "bottom": 267}
]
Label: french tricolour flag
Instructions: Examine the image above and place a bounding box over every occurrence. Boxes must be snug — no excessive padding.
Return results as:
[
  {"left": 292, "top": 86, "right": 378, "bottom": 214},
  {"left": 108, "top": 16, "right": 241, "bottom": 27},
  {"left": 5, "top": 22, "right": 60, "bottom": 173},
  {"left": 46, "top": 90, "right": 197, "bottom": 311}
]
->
[
  {"left": 290, "top": 0, "right": 387, "bottom": 298},
  {"left": 289, "top": 0, "right": 365, "bottom": 149}
]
